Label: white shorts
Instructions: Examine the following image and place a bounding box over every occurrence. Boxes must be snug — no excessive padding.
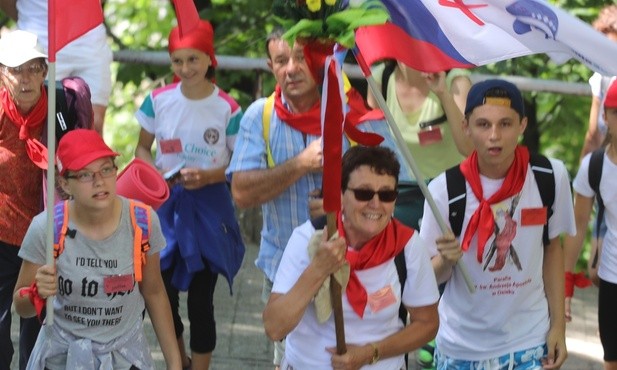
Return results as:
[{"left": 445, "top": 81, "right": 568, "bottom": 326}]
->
[{"left": 55, "top": 26, "right": 112, "bottom": 106}]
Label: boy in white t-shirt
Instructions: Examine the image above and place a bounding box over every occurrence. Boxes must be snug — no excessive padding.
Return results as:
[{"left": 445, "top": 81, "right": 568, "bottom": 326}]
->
[
  {"left": 564, "top": 79, "right": 617, "bottom": 370},
  {"left": 420, "top": 79, "right": 576, "bottom": 370}
]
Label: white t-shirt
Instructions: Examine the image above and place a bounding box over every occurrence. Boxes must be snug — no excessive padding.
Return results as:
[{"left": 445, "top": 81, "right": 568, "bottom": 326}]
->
[
  {"left": 135, "top": 82, "right": 242, "bottom": 172},
  {"left": 419, "top": 158, "right": 575, "bottom": 360},
  {"left": 573, "top": 151, "right": 617, "bottom": 283},
  {"left": 272, "top": 220, "right": 440, "bottom": 370}
]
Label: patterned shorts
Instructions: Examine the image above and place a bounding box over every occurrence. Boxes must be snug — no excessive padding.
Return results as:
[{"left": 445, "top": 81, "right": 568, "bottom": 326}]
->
[{"left": 435, "top": 344, "right": 547, "bottom": 370}]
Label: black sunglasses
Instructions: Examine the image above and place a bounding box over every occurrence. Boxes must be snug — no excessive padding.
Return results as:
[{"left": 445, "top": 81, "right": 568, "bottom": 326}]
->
[{"left": 346, "top": 188, "right": 398, "bottom": 203}]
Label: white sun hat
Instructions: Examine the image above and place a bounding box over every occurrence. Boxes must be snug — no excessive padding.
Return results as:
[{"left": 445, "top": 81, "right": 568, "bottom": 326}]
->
[{"left": 0, "top": 30, "right": 48, "bottom": 68}]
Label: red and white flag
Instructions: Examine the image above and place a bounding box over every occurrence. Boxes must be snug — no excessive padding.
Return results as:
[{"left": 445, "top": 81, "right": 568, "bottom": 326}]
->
[{"left": 48, "top": 0, "right": 103, "bottom": 62}]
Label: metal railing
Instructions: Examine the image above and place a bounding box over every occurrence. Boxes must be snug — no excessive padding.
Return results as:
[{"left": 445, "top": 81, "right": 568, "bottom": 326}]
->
[{"left": 114, "top": 50, "right": 592, "bottom": 96}]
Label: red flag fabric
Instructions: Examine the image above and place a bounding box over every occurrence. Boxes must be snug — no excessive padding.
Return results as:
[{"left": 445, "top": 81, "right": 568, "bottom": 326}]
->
[
  {"left": 171, "top": 0, "right": 201, "bottom": 38},
  {"left": 48, "top": 0, "right": 103, "bottom": 61},
  {"left": 321, "top": 56, "right": 345, "bottom": 212},
  {"left": 356, "top": 23, "right": 472, "bottom": 73}
]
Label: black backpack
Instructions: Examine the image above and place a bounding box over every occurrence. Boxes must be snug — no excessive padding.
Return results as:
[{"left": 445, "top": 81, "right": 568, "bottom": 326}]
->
[
  {"left": 45, "top": 76, "right": 94, "bottom": 142},
  {"left": 445, "top": 153, "right": 555, "bottom": 246},
  {"left": 588, "top": 148, "right": 605, "bottom": 268}
]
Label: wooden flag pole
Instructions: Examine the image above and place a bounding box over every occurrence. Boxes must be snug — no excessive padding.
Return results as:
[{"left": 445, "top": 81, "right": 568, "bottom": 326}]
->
[{"left": 327, "top": 213, "right": 346, "bottom": 354}]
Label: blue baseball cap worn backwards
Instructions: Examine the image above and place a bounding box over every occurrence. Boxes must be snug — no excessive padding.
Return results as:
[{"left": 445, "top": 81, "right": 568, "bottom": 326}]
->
[{"left": 465, "top": 79, "right": 525, "bottom": 118}]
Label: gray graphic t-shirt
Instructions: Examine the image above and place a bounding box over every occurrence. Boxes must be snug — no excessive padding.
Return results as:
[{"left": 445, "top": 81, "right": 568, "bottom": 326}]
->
[{"left": 19, "top": 197, "right": 165, "bottom": 368}]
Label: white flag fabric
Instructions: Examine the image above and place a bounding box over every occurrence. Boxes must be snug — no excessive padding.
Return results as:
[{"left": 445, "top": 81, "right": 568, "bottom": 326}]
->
[{"left": 356, "top": 0, "right": 617, "bottom": 76}]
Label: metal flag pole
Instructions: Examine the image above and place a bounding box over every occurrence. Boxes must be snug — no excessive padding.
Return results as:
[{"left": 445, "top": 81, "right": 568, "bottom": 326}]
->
[
  {"left": 352, "top": 47, "right": 475, "bottom": 294},
  {"left": 45, "top": 61, "right": 57, "bottom": 324}
]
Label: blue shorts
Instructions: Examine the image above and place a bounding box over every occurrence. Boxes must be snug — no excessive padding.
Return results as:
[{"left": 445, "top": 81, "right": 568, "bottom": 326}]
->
[{"left": 435, "top": 344, "right": 547, "bottom": 370}]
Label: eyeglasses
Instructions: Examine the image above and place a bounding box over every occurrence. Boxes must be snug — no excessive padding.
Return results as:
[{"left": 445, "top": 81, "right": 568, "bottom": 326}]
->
[
  {"left": 2, "top": 63, "right": 46, "bottom": 76},
  {"left": 346, "top": 188, "right": 398, "bottom": 203},
  {"left": 65, "top": 166, "right": 118, "bottom": 183}
]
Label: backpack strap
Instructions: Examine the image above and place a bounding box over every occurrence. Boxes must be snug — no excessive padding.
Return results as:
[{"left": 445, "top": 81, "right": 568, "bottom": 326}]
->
[
  {"left": 529, "top": 153, "right": 555, "bottom": 246},
  {"left": 394, "top": 251, "right": 407, "bottom": 326},
  {"left": 589, "top": 148, "right": 605, "bottom": 241},
  {"left": 262, "top": 93, "right": 276, "bottom": 168},
  {"left": 45, "top": 81, "right": 73, "bottom": 143},
  {"left": 53, "top": 200, "right": 152, "bottom": 282},
  {"left": 129, "top": 199, "right": 151, "bottom": 282},
  {"left": 53, "top": 201, "right": 70, "bottom": 258},
  {"left": 446, "top": 165, "right": 467, "bottom": 237}
]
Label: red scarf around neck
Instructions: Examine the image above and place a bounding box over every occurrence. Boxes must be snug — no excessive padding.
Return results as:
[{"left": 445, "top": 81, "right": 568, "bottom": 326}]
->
[
  {"left": 459, "top": 145, "right": 529, "bottom": 263},
  {"left": 1, "top": 86, "right": 49, "bottom": 169},
  {"left": 273, "top": 85, "right": 384, "bottom": 146},
  {"left": 337, "top": 212, "right": 413, "bottom": 318}
]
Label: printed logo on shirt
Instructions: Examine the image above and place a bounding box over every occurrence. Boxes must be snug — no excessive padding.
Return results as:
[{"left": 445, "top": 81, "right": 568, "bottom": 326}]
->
[
  {"left": 485, "top": 196, "right": 522, "bottom": 272},
  {"left": 204, "top": 128, "right": 220, "bottom": 145}
]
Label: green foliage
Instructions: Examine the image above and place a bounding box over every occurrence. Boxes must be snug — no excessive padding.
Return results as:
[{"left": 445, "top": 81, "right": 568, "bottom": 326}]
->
[{"left": 103, "top": 0, "right": 276, "bottom": 170}]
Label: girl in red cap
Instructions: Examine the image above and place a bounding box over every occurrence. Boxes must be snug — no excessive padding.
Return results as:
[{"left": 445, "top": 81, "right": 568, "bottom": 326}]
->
[
  {"left": 12, "top": 129, "right": 182, "bottom": 369},
  {"left": 135, "top": 20, "right": 245, "bottom": 370}
]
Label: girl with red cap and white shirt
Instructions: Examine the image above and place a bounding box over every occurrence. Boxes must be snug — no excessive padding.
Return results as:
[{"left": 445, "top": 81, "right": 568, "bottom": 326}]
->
[{"left": 135, "top": 20, "right": 245, "bottom": 370}]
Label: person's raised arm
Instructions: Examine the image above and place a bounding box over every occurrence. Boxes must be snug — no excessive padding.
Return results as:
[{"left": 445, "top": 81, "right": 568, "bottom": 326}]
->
[
  {"left": 580, "top": 96, "right": 604, "bottom": 161},
  {"left": 428, "top": 73, "right": 473, "bottom": 156},
  {"left": 139, "top": 252, "right": 182, "bottom": 370},
  {"left": 231, "top": 138, "right": 322, "bottom": 208}
]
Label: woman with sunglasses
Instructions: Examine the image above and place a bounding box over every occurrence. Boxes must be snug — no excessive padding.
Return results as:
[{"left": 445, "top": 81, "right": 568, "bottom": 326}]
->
[
  {"left": 12, "top": 129, "right": 182, "bottom": 369},
  {"left": 263, "top": 146, "right": 440, "bottom": 370}
]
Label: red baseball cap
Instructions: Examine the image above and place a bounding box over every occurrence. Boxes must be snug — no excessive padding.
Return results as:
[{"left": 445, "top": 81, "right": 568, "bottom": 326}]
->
[
  {"left": 604, "top": 79, "right": 617, "bottom": 109},
  {"left": 56, "top": 129, "right": 119, "bottom": 175}
]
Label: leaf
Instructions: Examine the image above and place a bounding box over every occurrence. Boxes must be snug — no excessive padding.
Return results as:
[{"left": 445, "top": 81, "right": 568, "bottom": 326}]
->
[{"left": 282, "top": 18, "right": 325, "bottom": 43}]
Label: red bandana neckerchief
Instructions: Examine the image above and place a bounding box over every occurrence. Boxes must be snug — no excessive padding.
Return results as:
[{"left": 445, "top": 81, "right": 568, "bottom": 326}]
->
[
  {"left": 337, "top": 212, "right": 413, "bottom": 318},
  {"left": 1, "top": 86, "right": 49, "bottom": 169},
  {"left": 459, "top": 145, "right": 529, "bottom": 263},
  {"left": 272, "top": 85, "right": 384, "bottom": 146}
]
